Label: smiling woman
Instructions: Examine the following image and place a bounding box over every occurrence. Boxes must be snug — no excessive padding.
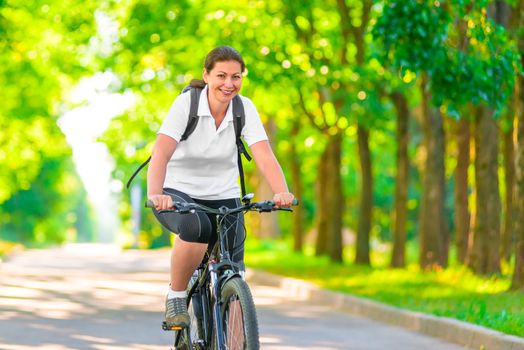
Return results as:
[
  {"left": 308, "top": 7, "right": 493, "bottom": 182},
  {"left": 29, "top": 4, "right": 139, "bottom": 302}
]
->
[{"left": 145, "top": 46, "right": 295, "bottom": 337}]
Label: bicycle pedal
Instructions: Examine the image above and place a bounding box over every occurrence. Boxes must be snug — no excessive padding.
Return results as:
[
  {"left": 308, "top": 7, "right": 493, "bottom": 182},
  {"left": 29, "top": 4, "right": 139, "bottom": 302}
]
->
[{"left": 162, "top": 321, "right": 185, "bottom": 331}]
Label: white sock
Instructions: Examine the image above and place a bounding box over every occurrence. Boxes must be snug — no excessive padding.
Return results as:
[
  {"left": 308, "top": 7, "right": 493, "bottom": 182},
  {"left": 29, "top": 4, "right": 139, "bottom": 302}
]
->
[{"left": 167, "top": 288, "right": 187, "bottom": 299}]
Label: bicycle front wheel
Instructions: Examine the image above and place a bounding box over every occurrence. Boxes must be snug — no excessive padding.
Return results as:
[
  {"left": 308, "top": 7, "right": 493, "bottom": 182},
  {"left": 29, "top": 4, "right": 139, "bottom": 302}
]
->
[{"left": 215, "top": 276, "right": 259, "bottom": 350}]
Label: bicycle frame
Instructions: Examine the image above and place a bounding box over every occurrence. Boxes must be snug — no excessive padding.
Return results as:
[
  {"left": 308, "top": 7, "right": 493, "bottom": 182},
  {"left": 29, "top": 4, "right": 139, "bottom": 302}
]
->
[
  {"left": 191, "top": 208, "right": 244, "bottom": 349},
  {"left": 148, "top": 195, "right": 297, "bottom": 349}
]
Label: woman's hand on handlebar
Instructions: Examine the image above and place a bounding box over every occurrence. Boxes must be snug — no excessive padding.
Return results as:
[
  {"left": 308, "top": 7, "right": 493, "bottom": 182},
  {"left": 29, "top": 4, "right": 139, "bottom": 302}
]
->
[
  {"left": 147, "top": 194, "right": 173, "bottom": 210},
  {"left": 272, "top": 192, "right": 295, "bottom": 208}
]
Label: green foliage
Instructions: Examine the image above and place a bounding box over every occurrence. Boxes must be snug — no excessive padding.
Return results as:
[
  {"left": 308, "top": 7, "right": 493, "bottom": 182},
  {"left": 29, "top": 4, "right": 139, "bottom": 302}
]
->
[
  {"left": 373, "top": 1, "right": 451, "bottom": 73},
  {"left": 0, "top": 0, "right": 102, "bottom": 243},
  {"left": 1, "top": 147, "right": 92, "bottom": 244},
  {"left": 373, "top": 0, "right": 520, "bottom": 116}
]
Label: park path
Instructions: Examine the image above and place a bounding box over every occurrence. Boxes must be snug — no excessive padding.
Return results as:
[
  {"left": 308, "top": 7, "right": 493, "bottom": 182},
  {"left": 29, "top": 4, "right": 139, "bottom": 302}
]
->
[{"left": 0, "top": 244, "right": 469, "bottom": 350}]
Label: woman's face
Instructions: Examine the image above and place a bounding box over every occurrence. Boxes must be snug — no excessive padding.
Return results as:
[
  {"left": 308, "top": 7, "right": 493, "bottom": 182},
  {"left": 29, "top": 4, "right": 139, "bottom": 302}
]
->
[{"left": 203, "top": 60, "right": 243, "bottom": 106}]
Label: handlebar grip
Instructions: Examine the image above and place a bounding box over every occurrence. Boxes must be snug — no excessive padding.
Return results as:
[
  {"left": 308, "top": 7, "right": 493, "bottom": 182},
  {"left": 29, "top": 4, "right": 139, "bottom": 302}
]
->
[
  {"left": 145, "top": 199, "right": 175, "bottom": 208},
  {"left": 267, "top": 198, "right": 299, "bottom": 206}
]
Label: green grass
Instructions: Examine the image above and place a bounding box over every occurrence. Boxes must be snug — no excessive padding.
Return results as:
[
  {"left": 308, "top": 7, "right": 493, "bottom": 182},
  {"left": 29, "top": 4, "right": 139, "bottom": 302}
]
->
[{"left": 244, "top": 239, "right": 524, "bottom": 338}]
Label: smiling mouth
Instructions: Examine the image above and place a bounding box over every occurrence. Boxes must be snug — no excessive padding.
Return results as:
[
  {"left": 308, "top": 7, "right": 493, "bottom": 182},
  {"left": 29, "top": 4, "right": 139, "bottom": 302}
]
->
[{"left": 220, "top": 89, "right": 235, "bottom": 96}]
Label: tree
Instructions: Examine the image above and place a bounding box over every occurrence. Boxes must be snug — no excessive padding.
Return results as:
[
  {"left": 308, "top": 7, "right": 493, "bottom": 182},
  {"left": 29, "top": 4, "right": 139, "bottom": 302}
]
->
[
  {"left": 347, "top": 0, "right": 375, "bottom": 266},
  {"left": 470, "top": 104, "right": 501, "bottom": 273},
  {"left": 374, "top": 1, "right": 450, "bottom": 268},
  {"left": 465, "top": 2, "right": 516, "bottom": 274},
  {"left": 497, "top": 0, "right": 518, "bottom": 264},
  {"left": 375, "top": 1, "right": 518, "bottom": 271},
  {"left": 453, "top": 14, "right": 472, "bottom": 265},
  {"left": 390, "top": 91, "right": 410, "bottom": 267},
  {"left": 289, "top": 117, "right": 305, "bottom": 252},
  {"left": 454, "top": 116, "right": 471, "bottom": 264},
  {"left": 511, "top": 0, "right": 524, "bottom": 290},
  {"left": 501, "top": 106, "right": 516, "bottom": 263}
]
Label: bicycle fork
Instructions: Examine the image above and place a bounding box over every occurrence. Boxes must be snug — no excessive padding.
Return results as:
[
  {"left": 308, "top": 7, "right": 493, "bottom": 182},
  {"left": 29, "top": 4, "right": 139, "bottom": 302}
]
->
[{"left": 209, "top": 262, "right": 226, "bottom": 349}]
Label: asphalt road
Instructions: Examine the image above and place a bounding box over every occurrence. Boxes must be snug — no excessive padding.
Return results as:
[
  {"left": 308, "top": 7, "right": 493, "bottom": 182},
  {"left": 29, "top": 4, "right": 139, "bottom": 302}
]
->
[{"left": 0, "top": 244, "right": 469, "bottom": 350}]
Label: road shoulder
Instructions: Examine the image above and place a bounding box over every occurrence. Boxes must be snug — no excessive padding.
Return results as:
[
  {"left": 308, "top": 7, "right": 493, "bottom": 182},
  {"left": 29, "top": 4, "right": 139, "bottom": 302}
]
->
[{"left": 247, "top": 269, "right": 524, "bottom": 350}]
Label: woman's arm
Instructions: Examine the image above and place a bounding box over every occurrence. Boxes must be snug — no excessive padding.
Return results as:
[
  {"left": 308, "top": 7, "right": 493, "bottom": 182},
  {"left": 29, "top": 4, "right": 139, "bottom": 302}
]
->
[
  {"left": 250, "top": 140, "right": 295, "bottom": 207},
  {"left": 147, "top": 133, "right": 178, "bottom": 210}
]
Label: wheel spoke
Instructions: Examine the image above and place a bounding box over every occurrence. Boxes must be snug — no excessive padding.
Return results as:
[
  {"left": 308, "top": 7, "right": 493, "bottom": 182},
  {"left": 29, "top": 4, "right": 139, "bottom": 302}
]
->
[{"left": 225, "top": 296, "right": 245, "bottom": 350}]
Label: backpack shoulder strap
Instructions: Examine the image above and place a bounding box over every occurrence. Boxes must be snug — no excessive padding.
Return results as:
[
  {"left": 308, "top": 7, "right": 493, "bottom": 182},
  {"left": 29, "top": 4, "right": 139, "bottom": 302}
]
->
[
  {"left": 180, "top": 87, "right": 202, "bottom": 141},
  {"left": 232, "top": 95, "right": 251, "bottom": 161},
  {"left": 232, "top": 95, "right": 251, "bottom": 198},
  {"left": 232, "top": 95, "right": 244, "bottom": 138}
]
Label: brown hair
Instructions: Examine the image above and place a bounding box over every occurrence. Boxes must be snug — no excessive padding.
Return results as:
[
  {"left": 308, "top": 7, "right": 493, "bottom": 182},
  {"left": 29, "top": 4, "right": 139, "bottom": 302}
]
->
[{"left": 190, "top": 46, "right": 245, "bottom": 88}]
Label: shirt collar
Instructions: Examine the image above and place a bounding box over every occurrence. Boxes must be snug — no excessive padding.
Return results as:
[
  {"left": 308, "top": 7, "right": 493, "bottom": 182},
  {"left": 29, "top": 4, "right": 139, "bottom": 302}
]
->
[{"left": 197, "top": 85, "right": 233, "bottom": 123}]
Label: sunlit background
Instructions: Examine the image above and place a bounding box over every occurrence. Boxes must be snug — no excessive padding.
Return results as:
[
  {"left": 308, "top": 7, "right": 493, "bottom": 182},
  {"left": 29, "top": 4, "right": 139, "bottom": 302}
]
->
[
  {"left": 2, "top": 0, "right": 524, "bottom": 288},
  {"left": 58, "top": 73, "right": 133, "bottom": 243}
]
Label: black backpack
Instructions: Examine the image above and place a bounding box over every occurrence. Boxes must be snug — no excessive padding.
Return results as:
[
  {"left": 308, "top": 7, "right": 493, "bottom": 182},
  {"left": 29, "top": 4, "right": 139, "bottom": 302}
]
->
[{"left": 126, "top": 85, "right": 252, "bottom": 197}]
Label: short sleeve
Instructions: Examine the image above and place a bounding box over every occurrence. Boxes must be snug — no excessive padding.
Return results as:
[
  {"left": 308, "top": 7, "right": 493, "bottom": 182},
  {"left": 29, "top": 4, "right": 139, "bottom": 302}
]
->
[
  {"left": 239, "top": 96, "right": 268, "bottom": 146},
  {"left": 157, "top": 92, "right": 191, "bottom": 142}
]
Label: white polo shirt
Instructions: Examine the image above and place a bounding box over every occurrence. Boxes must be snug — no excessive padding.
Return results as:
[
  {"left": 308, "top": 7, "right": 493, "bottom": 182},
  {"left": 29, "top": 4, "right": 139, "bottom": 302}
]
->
[{"left": 158, "top": 86, "right": 268, "bottom": 200}]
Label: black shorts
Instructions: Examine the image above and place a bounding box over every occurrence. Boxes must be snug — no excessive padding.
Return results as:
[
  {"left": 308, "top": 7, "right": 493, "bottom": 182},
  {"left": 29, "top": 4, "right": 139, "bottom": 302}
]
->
[{"left": 152, "top": 188, "right": 245, "bottom": 267}]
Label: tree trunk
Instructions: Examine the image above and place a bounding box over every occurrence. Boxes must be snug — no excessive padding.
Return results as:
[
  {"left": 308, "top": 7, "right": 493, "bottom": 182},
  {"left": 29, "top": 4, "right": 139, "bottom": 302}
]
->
[
  {"left": 419, "top": 75, "right": 448, "bottom": 268},
  {"left": 315, "top": 139, "right": 331, "bottom": 257},
  {"left": 501, "top": 113, "right": 516, "bottom": 263},
  {"left": 468, "top": 106, "right": 501, "bottom": 274},
  {"left": 454, "top": 117, "right": 471, "bottom": 264},
  {"left": 488, "top": 1, "right": 511, "bottom": 28},
  {"left": 355, "top": 125, "right": 372, "bottom": 265},
  {"left": 327, "top": 134, "right": 344, "bottom": 262},
  {"left": 511, "top": 1, "right": 524, "bottom": 289},
  {"left": 316, "top": 134, "right": 344, "bottom": 261},
  {"left": 488, "top": 0, "right": 514, "bottom": 267},
  {"left": 390, "top": 91, "right": 409, "bottom": 268},
  {"left": 513, "top": 76, "right": 524, "bottom": 288},
  {"left": 290, "top": 119, "right": 304, "bottom": 252}
]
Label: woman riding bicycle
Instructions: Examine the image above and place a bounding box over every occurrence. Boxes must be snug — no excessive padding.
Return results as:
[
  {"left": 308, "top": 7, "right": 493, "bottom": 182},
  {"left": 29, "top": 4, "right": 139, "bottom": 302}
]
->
[{"left": 147, "top": 45, "right": 295, "bottom": 329}]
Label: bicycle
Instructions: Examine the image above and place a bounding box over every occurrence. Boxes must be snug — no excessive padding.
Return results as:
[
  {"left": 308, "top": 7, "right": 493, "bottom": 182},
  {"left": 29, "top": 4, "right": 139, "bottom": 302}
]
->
[{"left": 146, "top": 193, "right": 298, "bottom": 350}]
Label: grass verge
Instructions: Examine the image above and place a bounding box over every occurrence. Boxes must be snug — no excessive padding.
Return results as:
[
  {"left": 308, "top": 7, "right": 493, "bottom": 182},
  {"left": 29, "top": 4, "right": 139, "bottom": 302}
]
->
[{"left": 245, "top": 239, "right": 524, "bottom": 338}]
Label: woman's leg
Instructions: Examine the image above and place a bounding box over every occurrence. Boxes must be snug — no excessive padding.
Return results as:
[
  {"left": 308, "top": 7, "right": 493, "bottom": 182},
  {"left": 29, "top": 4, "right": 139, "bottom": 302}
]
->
[
  {"left": 153, "top": 189, "right": 214, "bottom": 290},
  {"left": 152, "top": 188, "right": 214, "bottom": 327},
  {"left": 170, "top": 236, "right": 207, "bottom": 290}
]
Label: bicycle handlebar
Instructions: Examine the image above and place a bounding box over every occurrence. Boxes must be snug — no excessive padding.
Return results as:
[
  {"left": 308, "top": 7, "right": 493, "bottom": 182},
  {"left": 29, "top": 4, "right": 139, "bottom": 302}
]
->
[{"left": 145, "top": 197, "right": 299, "bottom": 215}]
